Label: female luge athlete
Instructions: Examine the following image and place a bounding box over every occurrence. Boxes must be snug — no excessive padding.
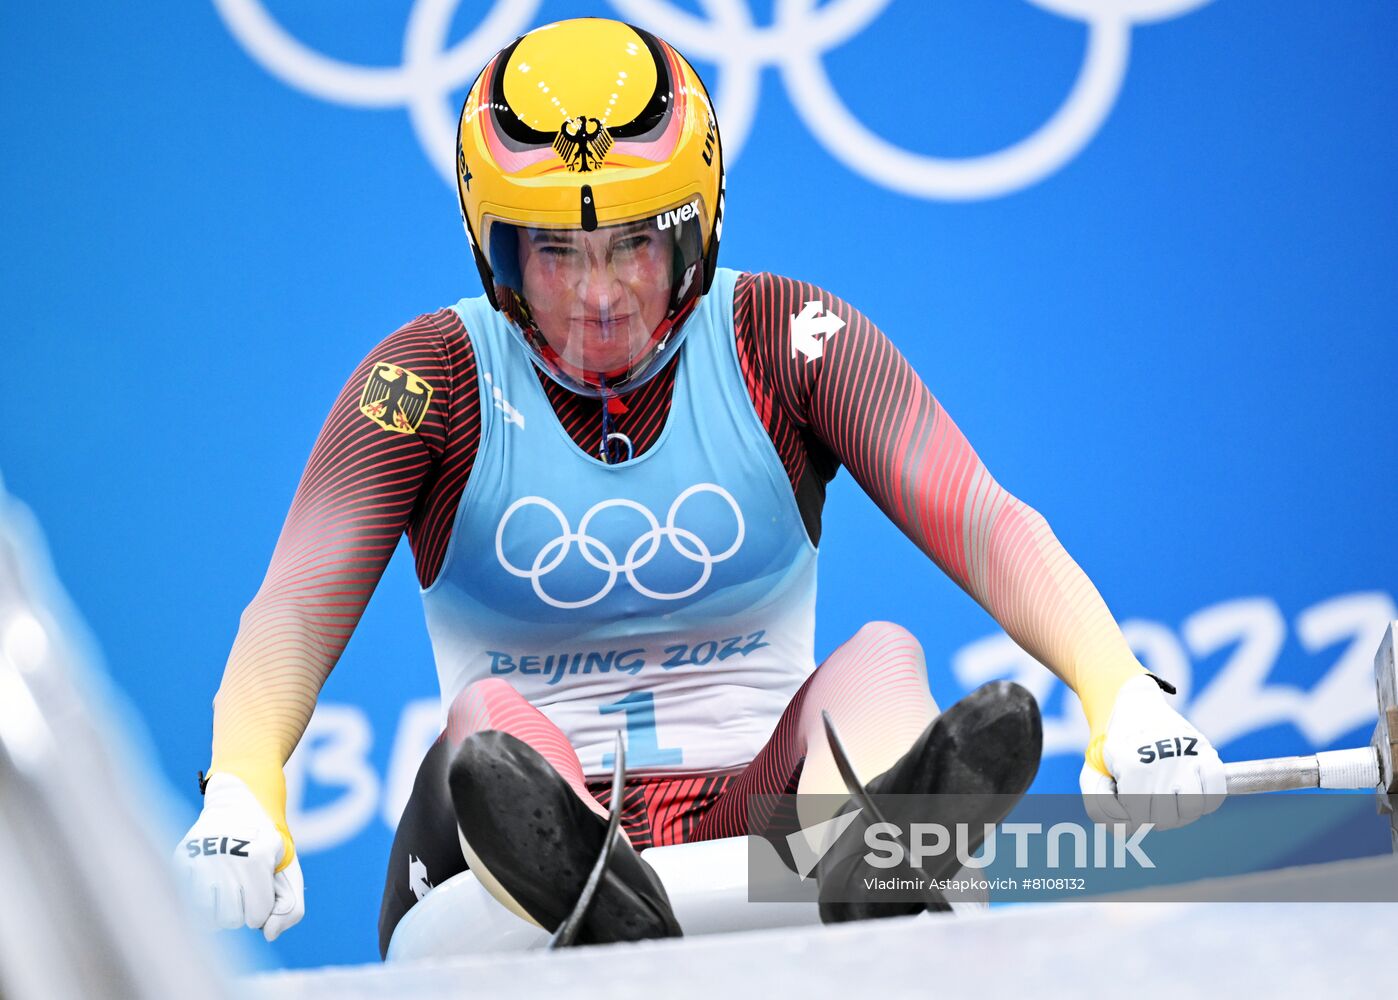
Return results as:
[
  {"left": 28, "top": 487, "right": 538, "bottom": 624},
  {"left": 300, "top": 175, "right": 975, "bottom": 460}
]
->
[{"left": 174, "top": 18, "right": 1226, "bottom": 951}]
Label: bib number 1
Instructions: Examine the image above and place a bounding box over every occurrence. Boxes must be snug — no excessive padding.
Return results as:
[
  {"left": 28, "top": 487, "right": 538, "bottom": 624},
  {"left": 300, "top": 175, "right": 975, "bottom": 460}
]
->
[{"left": 600, "top": 691, "right": 683, "bottom": 768}]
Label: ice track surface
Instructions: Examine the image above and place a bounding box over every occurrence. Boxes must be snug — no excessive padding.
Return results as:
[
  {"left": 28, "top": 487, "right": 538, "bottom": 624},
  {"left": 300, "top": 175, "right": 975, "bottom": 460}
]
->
[{"left": 249, "top": 856, "right": 1396, "bottom": 1000}]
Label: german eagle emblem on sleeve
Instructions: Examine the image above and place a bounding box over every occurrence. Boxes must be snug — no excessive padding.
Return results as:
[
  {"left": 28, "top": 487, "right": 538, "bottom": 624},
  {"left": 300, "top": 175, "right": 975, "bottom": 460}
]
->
[
  {"left": 359, "top": 363, "right": 433, "bottom": 434},
  {"left": 553, "top": 116, "right": 613, "bottom": 173}
]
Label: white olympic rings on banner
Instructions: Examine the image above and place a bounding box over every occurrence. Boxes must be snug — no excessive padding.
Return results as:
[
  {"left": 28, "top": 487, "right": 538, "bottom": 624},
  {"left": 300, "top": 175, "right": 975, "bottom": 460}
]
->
[
  {"left": 211, "top": 0, "right": 1214, "bottom": 200},
  {"left": 495, "top": 484, "right": 745, "bottom": 610}
]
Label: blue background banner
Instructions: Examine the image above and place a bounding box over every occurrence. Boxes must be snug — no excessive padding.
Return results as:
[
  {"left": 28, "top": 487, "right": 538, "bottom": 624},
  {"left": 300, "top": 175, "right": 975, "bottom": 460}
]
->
[{"left": 3, "top": 0, "right": 1394, "bottom": 969}]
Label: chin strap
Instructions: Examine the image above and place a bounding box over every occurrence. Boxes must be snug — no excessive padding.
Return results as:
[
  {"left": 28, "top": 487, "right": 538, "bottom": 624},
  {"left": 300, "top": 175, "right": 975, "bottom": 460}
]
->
[{"left": 597, "top": 381, "right": 633, "bottom": 463}]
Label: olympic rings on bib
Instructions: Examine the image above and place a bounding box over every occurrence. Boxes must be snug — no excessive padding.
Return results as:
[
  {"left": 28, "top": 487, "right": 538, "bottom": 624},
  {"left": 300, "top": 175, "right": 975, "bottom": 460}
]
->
[{"left": 494, "top": 484, "right": 746, "bottom": 610}]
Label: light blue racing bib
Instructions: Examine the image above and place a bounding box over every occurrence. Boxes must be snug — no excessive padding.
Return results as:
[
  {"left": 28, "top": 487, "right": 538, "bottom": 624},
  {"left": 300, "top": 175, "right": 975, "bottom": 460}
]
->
[{"left": 422, "top": 268, "right": 817, "bottom": 776}]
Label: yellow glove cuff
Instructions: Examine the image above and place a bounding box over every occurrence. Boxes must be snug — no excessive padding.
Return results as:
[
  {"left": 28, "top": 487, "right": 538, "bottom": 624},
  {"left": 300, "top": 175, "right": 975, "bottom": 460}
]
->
[
  {"left": 1076, "top": 664, "right": 1149, "bottom": 779},
  {"left": 205, "top": 757, "right": 296, "bottom": 872},
  {"left": 1083, "top": 732, "right": 1110, "bottom": 777}
]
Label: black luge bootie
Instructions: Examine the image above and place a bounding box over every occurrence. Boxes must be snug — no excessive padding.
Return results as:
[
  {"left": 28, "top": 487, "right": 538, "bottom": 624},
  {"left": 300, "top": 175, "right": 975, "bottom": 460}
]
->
[
  {"left": 817, "top": 680, "right": 1043, "bottom": 923},
  {"left": 448, "top": 730, "right": 682, "bottom": 945}
]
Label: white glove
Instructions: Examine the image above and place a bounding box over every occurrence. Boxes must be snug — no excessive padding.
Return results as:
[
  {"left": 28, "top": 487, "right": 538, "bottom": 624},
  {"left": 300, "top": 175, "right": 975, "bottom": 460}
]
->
[
  {"left": 1079, "top": 675, "right": 1226, "bottom": 831},
  {"left": 174, "top": 773, "right": 305, "bottom": 941}
]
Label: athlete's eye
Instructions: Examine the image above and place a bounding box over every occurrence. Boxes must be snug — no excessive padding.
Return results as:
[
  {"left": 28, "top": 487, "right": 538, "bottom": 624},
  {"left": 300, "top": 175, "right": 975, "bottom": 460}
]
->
[
  {"left": 537, "top": 244, "right": 580, "bottom": 259},
  {"left": 612, "top": 235, "right": 654, "bottom": 256}
]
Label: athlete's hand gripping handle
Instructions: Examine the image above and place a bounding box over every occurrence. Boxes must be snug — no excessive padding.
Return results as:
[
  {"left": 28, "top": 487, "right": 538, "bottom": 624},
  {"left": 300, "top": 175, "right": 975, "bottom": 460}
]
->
[
  {"left": 174, "top": 773, "right": 305, "bottom": 941},
  {"left": 1079, "top": 675, "right": 1226, "bottom": 831}
]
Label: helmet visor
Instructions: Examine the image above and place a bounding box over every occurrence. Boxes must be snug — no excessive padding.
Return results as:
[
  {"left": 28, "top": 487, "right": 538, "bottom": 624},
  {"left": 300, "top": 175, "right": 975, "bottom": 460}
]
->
[{"left": 482, "top": 197, "right": 708, "bottom": 397}]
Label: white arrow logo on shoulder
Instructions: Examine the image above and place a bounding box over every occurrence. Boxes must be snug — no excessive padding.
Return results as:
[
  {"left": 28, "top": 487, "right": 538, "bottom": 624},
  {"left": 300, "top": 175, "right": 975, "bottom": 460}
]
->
[
  {"left": 790, "top": 300, "right": 846, "bottom": 362},
  {"left": 483, "top": 372, "right": 525, "bottom": 429}
]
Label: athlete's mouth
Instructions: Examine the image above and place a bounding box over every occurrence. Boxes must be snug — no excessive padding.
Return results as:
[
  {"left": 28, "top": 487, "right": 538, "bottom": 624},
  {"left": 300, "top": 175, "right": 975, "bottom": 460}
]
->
[
  {"left": 575, "top": 316, "right": 636, "bottom": 346},
  {"left": 575, "top": 314, "right": 634, "bottom": 329}
]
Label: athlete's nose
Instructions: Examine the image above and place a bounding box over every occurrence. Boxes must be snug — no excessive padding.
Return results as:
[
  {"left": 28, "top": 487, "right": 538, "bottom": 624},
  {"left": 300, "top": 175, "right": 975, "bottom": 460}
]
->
[{"left": 573, "top": 264, "right": 627, "bottom": 319}]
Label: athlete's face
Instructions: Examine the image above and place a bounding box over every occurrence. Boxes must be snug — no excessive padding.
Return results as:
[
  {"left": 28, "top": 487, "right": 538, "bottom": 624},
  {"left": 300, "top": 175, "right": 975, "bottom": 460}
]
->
[{"left": 518, "top": 223, "right": 673, "bottom": 379}]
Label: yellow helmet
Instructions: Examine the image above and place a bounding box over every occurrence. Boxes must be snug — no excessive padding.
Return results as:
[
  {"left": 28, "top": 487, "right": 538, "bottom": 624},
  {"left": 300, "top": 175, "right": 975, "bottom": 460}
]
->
[{"left": 456, "top": 18, "right": 724, "bottom": 397}]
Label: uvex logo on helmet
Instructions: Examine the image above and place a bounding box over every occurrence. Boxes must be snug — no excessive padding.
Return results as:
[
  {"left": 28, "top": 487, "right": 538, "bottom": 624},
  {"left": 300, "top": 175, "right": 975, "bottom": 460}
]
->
[{"left": 656, "top": 201, "right": 700, "bottom": 231}]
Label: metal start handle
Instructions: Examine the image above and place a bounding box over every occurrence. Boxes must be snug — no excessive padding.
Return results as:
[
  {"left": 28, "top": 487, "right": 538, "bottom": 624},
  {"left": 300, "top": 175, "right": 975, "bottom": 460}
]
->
[{"left": 1224, "top": 747, "right": 1382, "bottom": 795}]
